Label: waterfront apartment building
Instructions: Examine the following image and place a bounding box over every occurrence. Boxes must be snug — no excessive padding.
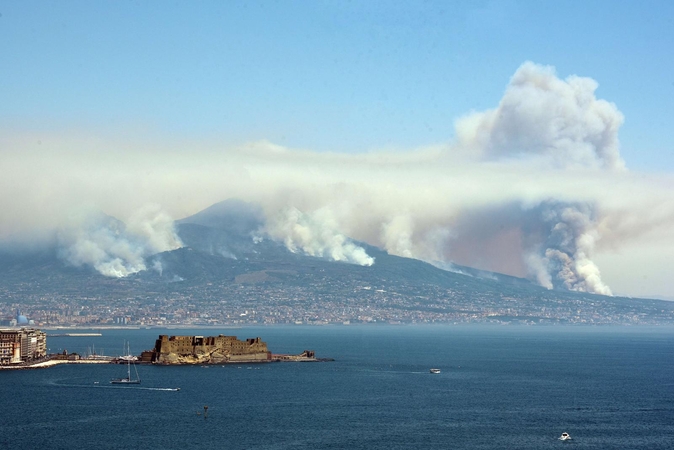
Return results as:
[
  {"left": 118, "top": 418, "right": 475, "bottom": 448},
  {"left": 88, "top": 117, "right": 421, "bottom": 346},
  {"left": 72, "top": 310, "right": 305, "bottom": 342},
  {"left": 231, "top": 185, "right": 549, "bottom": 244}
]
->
[{"left": 0, "top": 328, "right": 47, "bottom": 364}]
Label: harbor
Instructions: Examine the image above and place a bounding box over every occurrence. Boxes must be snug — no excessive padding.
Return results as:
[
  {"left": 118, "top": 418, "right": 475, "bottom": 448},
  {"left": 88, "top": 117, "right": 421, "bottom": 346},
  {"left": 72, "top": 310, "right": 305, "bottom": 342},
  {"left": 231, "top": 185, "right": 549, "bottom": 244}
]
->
[{"left": 1, "top": 329, "right": 329, "bottom": 370}]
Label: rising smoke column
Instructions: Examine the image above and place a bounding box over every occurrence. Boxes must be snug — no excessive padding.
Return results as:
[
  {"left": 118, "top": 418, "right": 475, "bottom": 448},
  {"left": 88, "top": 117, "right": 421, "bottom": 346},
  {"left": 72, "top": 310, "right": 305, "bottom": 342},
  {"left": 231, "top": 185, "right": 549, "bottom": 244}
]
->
[
  {"left": 380, "top": 213, "right": 455, "bottom": 263},
  {"left": 524, "top": 200, "right": 612, "bottom": 295},
  {"left": 57, "top": 205, "right": 183, "bottom": 277},
  {"left": 381, "top": 215, "right": 415, "bottom": 258},
  {"left": 445, "top": 61, "right": 623, "bottom": 294},
  {"left": 264, "top": 206, "right": 374, "bottom": 266}
]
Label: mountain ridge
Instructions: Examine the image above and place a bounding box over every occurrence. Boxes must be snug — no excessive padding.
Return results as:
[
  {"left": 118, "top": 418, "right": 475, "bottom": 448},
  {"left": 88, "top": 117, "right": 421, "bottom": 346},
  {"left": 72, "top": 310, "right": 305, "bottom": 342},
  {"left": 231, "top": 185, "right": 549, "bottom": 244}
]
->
[{"left": 0, "top": 199, "right": 673, "bottom": 326}]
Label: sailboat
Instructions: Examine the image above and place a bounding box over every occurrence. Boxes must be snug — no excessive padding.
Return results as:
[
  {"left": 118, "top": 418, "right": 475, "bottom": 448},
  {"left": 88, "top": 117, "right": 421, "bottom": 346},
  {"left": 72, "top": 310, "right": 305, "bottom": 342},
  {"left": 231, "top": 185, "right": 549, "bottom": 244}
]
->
[{"left": 111, "top": 342, "right": 141, "bottom": 385}]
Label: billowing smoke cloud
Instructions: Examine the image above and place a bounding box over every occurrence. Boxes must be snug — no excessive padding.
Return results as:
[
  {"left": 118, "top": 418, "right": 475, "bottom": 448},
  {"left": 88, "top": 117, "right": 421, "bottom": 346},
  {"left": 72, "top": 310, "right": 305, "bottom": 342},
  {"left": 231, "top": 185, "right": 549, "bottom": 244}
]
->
[
  {"left": 57, "top": 205, "right": 183, "bottom": 277},
  {"left": 264, "top": 207, "right": 374, "bottom": 266},
  {"left": 455, "top": 61, "right": 625, "bottom": 170}
]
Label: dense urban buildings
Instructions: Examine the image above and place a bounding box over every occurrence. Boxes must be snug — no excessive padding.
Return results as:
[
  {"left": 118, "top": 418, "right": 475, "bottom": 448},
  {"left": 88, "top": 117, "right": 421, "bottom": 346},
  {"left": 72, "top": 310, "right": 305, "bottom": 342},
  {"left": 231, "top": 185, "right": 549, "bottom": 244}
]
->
[
  {"left": 1, "top": 276, "right": 673, "bottom": 327},
  {"left": 0, "top": 328, "right": 47, "bottom": 364}
]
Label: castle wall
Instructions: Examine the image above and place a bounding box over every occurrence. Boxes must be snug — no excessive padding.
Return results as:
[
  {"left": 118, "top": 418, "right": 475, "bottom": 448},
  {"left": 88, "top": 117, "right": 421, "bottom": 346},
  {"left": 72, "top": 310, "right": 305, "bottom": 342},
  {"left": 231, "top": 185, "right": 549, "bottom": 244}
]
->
[
  {"left": 229, "top": 352, "right": 272, "bottom": 362},
  {"left": 150, "top": 334, "right": 271, "bottom": 364}
]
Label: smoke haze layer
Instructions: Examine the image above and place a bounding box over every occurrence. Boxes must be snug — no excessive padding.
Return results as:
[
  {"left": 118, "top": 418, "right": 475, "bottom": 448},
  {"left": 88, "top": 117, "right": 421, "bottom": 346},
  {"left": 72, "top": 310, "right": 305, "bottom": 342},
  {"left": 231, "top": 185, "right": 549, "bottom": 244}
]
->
[{"left": 1, "top": 62, "right": 673, "bottom": 297}]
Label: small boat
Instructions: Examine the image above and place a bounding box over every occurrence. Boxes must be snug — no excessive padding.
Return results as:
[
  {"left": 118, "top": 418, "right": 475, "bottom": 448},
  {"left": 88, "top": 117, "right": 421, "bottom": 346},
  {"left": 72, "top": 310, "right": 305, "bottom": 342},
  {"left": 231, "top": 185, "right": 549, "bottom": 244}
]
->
[
  {"left": 559, "top": 432, "right": 572, "bottom": 441},
  {"left": 429, "top": 368, "right": 441, "bottom": 374},
  {"left": 111, "top": 342, "right": 141, "bottom": 385}
]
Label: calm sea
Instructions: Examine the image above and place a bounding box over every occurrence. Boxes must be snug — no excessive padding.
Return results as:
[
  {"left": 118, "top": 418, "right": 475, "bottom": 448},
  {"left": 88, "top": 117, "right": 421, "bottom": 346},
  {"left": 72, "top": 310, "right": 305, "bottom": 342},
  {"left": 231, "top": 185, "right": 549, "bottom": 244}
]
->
[{"left": 1, "top": 325, "right": 673, "bottom": 450}]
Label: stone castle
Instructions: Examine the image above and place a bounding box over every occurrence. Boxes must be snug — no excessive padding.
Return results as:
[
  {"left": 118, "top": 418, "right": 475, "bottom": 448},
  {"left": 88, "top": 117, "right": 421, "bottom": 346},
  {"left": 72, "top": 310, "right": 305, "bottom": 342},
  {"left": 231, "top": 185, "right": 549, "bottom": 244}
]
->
[{"left": 141, "top": 334, "right": 271, "bottom": 364}]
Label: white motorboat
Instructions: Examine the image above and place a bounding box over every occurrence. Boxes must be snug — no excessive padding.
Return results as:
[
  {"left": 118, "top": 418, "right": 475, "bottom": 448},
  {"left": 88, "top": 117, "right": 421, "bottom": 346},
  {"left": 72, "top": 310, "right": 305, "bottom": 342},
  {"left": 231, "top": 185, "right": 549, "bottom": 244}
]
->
[
  {"left": 429, "top": 368, "right": 441, "bottom": 374},
  {"left": 559, "top": 432, "right": 572, "bottom": 441}
]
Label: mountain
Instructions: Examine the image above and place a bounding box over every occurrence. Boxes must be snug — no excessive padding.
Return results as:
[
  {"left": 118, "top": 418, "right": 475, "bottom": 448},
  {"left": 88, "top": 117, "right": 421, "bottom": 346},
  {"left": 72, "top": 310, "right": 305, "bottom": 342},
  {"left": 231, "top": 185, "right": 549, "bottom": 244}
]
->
[{"left": 1, "top": 199, "right": 673, "bottom": 326}]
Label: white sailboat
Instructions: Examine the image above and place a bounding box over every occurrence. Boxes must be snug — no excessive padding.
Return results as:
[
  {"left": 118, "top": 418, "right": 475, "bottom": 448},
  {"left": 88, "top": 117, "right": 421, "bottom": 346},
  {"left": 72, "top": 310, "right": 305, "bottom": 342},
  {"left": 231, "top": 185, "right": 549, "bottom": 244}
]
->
[{"left": 111, "top": 342, "right": 141, "bottom": 385}]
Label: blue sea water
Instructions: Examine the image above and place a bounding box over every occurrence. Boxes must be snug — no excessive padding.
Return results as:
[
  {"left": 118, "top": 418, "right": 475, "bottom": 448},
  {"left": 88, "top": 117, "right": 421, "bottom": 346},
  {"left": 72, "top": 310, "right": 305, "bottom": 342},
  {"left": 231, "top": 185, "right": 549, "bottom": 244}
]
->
[{"left": 1, "top": 325, "right": 673, "bottom": 450}]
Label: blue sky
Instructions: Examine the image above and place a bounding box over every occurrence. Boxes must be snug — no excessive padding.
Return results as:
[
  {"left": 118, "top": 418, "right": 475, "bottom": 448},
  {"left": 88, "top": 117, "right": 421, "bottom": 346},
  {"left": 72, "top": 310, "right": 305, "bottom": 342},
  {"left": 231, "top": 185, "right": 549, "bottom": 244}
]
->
[
  {"left": 2, "top": 1, "right": 673, "bottom": 169},
  {"left": 1, "top": 1, "right": 673, "bottom": 298}
]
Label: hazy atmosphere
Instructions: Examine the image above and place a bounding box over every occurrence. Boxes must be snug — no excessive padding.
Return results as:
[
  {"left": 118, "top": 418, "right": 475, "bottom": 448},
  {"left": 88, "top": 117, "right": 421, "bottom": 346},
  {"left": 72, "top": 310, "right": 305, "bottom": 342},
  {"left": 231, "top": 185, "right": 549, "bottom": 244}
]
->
[{"left": 1, "top": 1, "right": 673, "bottom": 299}]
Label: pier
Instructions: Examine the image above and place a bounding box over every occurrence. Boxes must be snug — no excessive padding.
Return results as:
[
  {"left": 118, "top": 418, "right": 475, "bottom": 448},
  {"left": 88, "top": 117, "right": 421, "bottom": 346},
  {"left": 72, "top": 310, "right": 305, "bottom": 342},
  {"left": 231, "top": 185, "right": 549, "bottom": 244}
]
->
[{"left": 47, "top": 333, "right": 103, "bottom": 337}]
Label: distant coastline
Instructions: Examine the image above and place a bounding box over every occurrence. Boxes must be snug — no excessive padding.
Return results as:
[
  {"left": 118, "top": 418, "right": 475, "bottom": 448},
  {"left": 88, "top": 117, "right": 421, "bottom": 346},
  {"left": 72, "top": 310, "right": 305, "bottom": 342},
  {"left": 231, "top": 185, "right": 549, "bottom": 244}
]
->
[{"left": 39, "top": 325, "right": 245, "bottom": 331}]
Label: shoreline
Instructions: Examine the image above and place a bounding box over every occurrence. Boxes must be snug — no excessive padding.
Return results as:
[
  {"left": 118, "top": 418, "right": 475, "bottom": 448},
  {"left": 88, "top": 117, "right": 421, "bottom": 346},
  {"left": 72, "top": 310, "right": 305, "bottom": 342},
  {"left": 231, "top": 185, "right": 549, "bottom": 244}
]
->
[{"left": 1, "top": 355, "right": 334, "bottom": 370}]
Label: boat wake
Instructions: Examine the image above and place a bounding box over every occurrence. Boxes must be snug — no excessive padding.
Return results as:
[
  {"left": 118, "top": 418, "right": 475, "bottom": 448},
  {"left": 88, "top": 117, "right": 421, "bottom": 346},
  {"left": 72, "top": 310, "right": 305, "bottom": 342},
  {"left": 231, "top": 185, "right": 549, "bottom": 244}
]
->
[
  {"left": 93, "top": 385, "right": 180, "bottom": 392},
  {"left": 47, "top": 380, "right": 179, "bottom": 391}
]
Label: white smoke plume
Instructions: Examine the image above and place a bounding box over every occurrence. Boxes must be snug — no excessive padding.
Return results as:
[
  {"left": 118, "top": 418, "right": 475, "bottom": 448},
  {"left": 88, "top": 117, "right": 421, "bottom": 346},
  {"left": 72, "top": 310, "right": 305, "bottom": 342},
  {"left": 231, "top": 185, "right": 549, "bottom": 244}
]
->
[
  {"left": 57, "top": 206, "right": 183, "bottom": 277},
  {"left": 455, "top": 61, "right": 625, "bottom": 170},
  {"left": 381, "top": 215, "right": 415, "bottom": 258},
  {"left": 380, "top": 214, "right": 454, "bottom": 263},
  {"left": 126, "top": 205, "right": 183, "bottom": 254},
  {"left": 523, "top": 201, "right": 611, "bottom": 295},
  {"left": 152, "top": 259, "right": 164, "bottom": 276},
  {"left": 264, "top": 207, "right": 374, "bottom": 266}
]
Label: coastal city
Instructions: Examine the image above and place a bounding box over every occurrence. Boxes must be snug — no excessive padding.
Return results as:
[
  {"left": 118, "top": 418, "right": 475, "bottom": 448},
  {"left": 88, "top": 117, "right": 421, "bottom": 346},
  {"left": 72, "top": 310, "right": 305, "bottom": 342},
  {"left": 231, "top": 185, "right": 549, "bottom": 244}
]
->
[{"left": 2, "top": 275, "right": 673, "bottom": 328}]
